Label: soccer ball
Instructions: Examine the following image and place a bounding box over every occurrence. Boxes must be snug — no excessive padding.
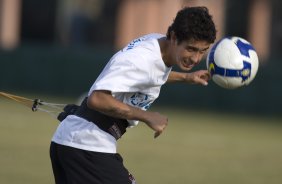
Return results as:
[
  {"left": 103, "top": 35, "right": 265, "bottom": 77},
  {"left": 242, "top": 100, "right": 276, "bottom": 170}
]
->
[{"left": 206, "top": 37, "right": 259, "bottom": 89}]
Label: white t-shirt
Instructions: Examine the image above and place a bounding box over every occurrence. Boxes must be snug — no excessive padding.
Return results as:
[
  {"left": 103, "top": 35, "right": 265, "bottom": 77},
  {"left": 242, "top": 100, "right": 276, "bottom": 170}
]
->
[{"left": 52, "top": 33, "right": 172, "bottom": 153}]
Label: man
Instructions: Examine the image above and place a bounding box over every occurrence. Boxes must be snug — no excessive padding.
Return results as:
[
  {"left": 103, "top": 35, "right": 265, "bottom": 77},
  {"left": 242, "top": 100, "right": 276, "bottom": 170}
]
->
[{"left": 50, "top": 6, "right": 216, "bottom": 184}]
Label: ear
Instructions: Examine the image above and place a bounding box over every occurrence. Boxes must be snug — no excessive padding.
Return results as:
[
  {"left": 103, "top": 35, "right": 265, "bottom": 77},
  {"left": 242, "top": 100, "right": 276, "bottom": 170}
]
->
[{"left": 170, "top": 31, "right": 178, "bottom": 45}]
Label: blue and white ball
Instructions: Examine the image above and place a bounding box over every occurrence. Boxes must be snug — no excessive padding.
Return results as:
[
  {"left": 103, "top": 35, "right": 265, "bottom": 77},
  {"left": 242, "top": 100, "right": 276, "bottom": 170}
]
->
[{"left": 206, "top": 37, "right": 259, "bottom": 89}]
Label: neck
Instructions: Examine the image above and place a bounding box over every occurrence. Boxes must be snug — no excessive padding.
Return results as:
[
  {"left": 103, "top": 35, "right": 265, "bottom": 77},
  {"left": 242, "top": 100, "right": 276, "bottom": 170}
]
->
[{"left": 158, "top": 38, "right": 173, "bottom": 67}]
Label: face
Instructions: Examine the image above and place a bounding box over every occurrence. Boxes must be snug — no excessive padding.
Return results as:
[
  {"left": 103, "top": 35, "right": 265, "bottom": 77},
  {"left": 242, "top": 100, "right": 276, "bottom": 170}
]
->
[{"left": 170, "top": 36, "right": 211, "bottom": 71}]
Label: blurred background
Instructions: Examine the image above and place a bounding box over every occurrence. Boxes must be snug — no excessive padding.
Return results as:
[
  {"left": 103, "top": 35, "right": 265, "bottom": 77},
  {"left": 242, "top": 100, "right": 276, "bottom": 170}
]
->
[
  {"left": 0, "top": 0, "right": 281, "bottom": 116},
  {"left": 0, "top": 0, "right": 282, "bottom": 184}
]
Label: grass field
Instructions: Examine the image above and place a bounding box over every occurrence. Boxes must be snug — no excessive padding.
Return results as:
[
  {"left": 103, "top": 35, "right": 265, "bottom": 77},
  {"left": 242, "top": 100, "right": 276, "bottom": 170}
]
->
[{"left": 0, "top": 96, "right": 282, "bottom": 184}]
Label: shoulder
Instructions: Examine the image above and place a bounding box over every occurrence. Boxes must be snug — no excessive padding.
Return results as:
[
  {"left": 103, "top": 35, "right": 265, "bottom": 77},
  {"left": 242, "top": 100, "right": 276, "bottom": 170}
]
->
[
  {"left": 108, "top": 33, "right": 165, "bottom": 70},
  {"left": 122, "top": 33, "right": 165, "bottom": 51}
]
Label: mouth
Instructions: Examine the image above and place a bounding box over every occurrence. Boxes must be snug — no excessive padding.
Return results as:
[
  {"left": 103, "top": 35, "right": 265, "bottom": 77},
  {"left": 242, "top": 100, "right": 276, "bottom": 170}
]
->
[{"left": 182, "top": 59, "right": 193, "bottom": 69}]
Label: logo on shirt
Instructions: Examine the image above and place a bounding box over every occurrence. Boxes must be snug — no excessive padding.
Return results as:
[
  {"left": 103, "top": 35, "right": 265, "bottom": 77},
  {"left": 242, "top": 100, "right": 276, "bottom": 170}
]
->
[
  {"left": 130, "top": 92, "right": 152, "bottom": 110},
  {"left": 123, "top": 37, "right": 146, "bottom": 51}
]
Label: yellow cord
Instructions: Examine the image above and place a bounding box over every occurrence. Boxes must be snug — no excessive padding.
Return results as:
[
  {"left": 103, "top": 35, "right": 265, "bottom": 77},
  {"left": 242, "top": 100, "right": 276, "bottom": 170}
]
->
[{"left": 0, "top": 91, "right": 34, "bottom": 109}]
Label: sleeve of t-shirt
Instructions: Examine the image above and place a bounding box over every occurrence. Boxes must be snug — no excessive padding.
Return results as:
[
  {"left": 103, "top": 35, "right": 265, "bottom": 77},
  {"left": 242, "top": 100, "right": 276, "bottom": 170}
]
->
[{"left": 89, "top": 52, "right": 151, "bottom": 94}]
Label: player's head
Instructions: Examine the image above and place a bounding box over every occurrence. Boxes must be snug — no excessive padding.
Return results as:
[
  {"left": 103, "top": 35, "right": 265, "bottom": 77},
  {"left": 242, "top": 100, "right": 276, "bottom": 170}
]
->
[
  {"left": 166, "top": 6, "right": 216, "bottom": 44},
  {"left": 165, "top": 7, "right": 216, "bottom": 71}
]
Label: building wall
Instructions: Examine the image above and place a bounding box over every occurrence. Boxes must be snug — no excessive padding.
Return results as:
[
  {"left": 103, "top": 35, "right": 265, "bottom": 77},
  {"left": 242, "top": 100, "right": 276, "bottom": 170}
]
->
[
  {"left": 0, "top": 0, "right": 275, "bottom": 59},
  {"left": 248, "top": 0, "right": 271, "bottom": 61},
  {"left": 0, "top": 0, "right": 21, "bottom": 49}
]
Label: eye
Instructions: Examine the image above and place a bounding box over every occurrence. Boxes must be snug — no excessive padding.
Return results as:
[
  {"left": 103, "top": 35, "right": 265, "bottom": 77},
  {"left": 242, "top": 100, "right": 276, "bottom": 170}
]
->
[
  {"left": 186, "top": 47, "right": 197, "bottom": 52},
  {"left": 199, "top": 50, "right": 207, "bottom": 54}
]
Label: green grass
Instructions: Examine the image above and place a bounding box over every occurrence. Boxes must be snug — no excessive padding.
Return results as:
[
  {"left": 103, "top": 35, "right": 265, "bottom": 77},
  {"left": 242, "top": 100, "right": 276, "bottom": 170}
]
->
[{"left": 1, "top": 97, "right": 282, "bottom": 184}]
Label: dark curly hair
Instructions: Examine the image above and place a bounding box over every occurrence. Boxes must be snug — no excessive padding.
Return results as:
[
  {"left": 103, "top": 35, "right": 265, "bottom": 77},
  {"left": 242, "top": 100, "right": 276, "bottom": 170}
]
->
[{"left": 166, "top": 6, "right": 216, "bottom": 44}]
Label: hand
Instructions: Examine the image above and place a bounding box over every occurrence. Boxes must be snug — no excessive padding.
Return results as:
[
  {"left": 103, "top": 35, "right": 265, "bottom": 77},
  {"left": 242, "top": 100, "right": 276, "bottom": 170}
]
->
[
  {"left": 185, "top": 70, "right": 211, "bottom": 86},
  {"left": 143, "top": 112, "right": 168, "bottom": 138}
]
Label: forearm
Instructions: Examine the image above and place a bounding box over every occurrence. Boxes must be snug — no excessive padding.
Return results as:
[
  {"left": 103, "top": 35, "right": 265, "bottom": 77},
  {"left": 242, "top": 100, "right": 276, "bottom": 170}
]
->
[
  {"left": 167, "top": 70, "right": 210, "bottom": 85},
  {"left": 167, "top": 71, "right": 186, "bottom": 83},
  {"left": 87, "top": 90, "right": 150, "bottom": 122},
  {"left": 87, "top": 90, "right": 168, "bottom": 137}
]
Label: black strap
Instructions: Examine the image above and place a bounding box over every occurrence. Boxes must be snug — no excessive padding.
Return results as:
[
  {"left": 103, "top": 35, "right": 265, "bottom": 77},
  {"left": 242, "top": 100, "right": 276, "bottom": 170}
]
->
[{"left": 57, "top": 98, "right": 128, "bottom": 140}]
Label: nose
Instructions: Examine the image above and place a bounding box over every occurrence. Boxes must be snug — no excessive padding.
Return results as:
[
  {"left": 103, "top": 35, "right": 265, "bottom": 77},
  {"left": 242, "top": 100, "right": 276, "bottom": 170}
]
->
[{"left": 190, "top": 52, "right": 201, "bottom": 64}]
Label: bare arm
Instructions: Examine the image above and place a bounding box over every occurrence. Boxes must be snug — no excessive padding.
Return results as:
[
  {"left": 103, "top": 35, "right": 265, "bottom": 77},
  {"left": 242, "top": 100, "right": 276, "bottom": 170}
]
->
[
  {"left": 167, "top": 70, "right": 210, "bottom": 86},
  {"left": 87, "top": 90, "right": 168, "bottom": 138}
]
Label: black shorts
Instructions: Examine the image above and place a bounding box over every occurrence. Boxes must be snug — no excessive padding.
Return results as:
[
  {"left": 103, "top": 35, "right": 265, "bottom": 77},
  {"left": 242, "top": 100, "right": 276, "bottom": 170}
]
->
[{"left": 50, "top": 142, "right": 135, "bottom": 184}]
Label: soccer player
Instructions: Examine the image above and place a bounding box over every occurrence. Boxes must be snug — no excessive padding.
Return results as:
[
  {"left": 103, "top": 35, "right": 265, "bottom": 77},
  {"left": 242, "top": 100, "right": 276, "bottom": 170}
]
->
[{"left": 50, "top": 6, "right": 216, "bottom": 184}]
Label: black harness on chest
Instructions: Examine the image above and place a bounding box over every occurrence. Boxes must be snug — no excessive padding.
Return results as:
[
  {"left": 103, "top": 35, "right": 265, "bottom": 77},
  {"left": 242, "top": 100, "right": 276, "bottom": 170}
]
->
[{"left": 57, "top": 98, "right": 128, "bottom": 140}]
